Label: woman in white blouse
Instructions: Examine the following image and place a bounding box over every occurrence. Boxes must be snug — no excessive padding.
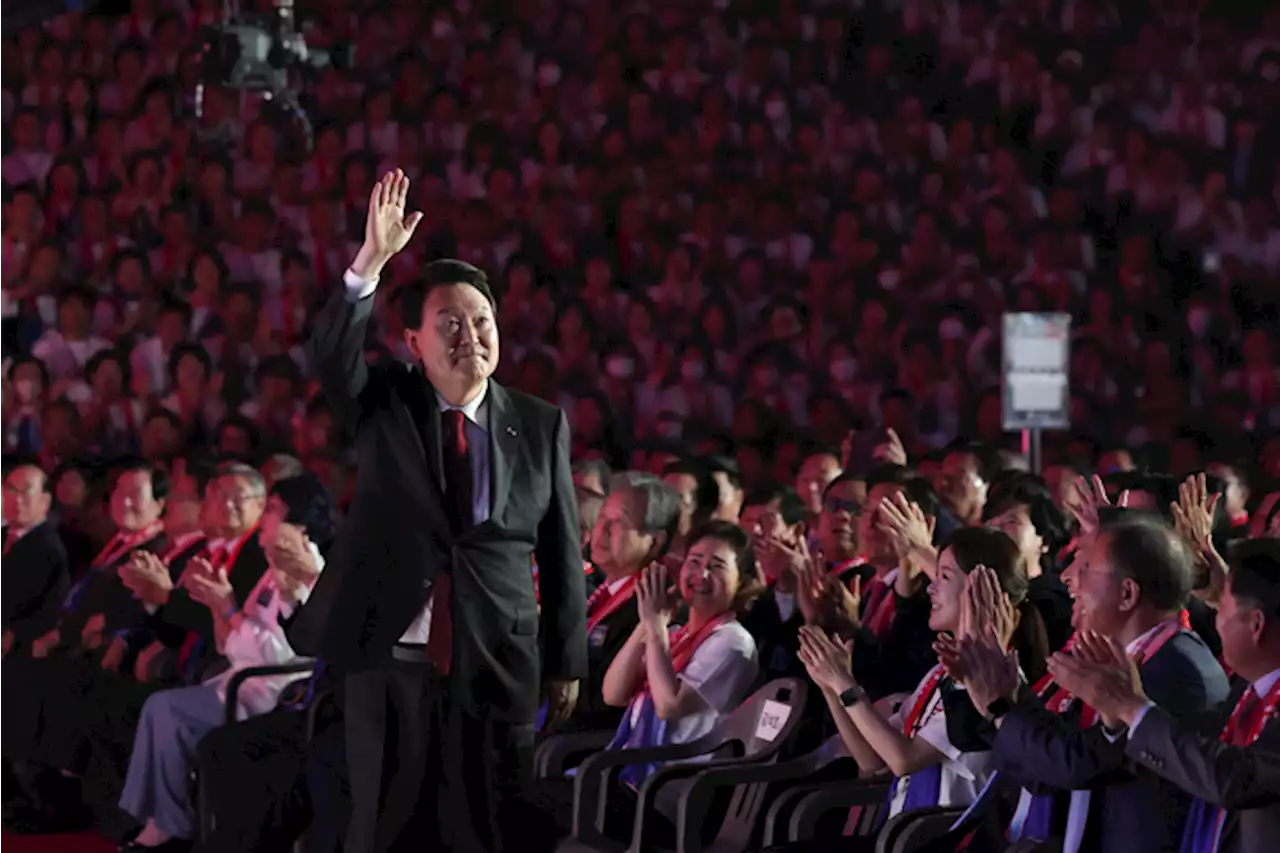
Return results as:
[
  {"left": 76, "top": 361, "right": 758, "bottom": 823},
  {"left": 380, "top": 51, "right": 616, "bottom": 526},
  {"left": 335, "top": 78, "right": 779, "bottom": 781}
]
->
[
  {"left": 533, "top": 521, "right": 765, "bottom": 850},
  {"left": 798, "top": 527, "right": 1047, "bottom": 832}
]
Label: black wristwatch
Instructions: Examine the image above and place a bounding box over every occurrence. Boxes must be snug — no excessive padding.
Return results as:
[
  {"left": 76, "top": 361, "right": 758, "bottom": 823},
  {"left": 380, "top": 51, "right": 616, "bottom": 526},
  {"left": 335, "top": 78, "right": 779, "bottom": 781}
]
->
[
  {"left": 838, "top": 685, "right": 862, "bottom": 708},
  {"left": 985, "top": 696, "right": 1013, "bottom": 721}
]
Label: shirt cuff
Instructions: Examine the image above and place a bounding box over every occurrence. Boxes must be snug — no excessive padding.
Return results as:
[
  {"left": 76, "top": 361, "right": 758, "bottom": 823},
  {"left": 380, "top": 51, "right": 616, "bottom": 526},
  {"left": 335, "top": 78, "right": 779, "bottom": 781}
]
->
[
  {"left": 1127, "top": 702, "right": 1157, "bottom": 736},
  {"left": 343, "top": 267, "right": 379, "bottom": 301}
]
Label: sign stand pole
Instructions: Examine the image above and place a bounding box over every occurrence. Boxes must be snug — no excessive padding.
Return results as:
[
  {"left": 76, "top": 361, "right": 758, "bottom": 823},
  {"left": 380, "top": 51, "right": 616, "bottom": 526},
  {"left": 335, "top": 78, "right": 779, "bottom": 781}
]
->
[{"left": 1021, "top": 428, "right": 1043, "bottom": 475}]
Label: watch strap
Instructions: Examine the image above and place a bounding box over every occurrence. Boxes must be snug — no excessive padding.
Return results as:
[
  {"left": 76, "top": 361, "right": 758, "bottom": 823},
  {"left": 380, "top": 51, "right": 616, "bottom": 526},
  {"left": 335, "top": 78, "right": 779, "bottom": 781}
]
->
[{"left": 838, "top": 685, "right": 862, "bottom": 708}]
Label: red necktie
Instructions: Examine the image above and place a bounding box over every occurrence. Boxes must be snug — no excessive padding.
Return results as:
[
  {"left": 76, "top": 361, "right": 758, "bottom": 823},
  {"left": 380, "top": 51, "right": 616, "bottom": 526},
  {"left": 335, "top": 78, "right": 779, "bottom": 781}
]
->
[{"left": 426, "top": 410, "right": 472, "bottom": 674}]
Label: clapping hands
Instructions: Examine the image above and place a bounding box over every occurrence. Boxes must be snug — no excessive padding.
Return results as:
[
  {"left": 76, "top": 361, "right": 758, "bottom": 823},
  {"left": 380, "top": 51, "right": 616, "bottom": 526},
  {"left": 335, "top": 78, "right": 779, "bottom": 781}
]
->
[
  {"left": 798, "top": 625, "right": 856, "bottom": 695},
  {"left": 636, "top": 561, "right": 679, "bottom": 633},
  {"left": 119, "top": 550, "right": 173, "bottom": 606},
  {"left": 185, "top": 556, "right": 236, "bottom": 616}
]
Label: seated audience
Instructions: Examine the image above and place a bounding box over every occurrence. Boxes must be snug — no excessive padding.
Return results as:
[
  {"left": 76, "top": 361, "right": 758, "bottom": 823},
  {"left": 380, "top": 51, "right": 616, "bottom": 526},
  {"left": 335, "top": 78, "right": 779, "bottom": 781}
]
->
[
  {"left": 531, "top": 520, "right": 763, "bottom": 848},
  {"left": 793, "top": 527, "right": 1045, "bottom": 848},
  {"left": 949, "top": 514, "right": 1231, "bottom": 853},
  {"left": 118, "top": 471, "right": 334, "bottom": 850},
  {"left": 1048, "top": 537, "right": 1280, "bottom": 853}
]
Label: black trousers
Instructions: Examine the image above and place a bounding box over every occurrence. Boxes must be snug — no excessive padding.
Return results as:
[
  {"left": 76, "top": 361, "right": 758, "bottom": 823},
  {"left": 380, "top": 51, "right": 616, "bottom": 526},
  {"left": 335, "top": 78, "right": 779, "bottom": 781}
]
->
[
  {"left": 344, "top": 662, "right": 536, "bottom": 853},
  {"left": 193, "top": 709, "right": 313, "bottom": 853}
]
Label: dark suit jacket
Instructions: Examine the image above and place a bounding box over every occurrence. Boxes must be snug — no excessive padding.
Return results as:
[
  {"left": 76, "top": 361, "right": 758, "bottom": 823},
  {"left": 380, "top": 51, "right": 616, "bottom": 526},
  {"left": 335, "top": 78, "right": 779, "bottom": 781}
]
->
[
  {"left": 570, "top": 592, "right": 639, "bottom": 732},
  {"left": 993, "top": 630, "right": 1230, "bottom": 853},
  {"left": 1127, "top": 682, "right": 1280, "bottom": 853},
  {"left": 162, "top": 531, "right": 269, "bottom": 639},
  {"left": 290, "top": 286, "right": 588, "bottom": 724},
  {"left": 62, "top": 531, "right": 168, "bottom": 649},
  {"left": 2, "top": 522, "right": 70, "bottom": 647},
  {"left": 851, "top": 572, "right": 938, "bottom": 700}
]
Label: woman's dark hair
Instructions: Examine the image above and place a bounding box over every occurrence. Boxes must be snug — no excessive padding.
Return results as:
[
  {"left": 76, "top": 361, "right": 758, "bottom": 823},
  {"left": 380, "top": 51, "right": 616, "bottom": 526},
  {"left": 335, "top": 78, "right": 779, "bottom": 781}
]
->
[
  {"left": 685, "top": 519, "right": 765, "bottom": 615},
  {"left": 982, "top": 473, "right": 1071, "bottom": 575},
  {"left": 942, "top": 526, "right": 1051, "bottom": 683}
]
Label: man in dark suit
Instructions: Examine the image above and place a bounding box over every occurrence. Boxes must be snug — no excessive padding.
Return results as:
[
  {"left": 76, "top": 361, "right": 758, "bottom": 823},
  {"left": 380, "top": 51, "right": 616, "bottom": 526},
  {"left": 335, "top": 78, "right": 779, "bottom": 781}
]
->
[
  {"left": 290, "top": 169, "right": 587, "bottom": 853},
  {"left": 0, "top": 461, "right": 167, "bottom": 824},
  {"left": 1, "top": 458, "right": 70, "bottom": 659},
  {"left": 1049, "top": 537, "right": 1280, "bottom": 853},
  {"left": 570, "top": 475, "right": 679, "bottom": 733},
  {"left": 962, "top": 515, "right": 1230, "bottom": 853}
]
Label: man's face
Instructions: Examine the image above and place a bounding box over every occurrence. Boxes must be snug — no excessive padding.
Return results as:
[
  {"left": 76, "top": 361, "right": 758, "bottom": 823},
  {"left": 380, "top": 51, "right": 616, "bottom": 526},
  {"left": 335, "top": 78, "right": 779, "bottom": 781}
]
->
[
  {"left": 1215, "top": 577, "right": 1266, "bottom": 676},
  {"left": 740, "top": 498, "right": 799, "bottom": 548},
  {"left": 163, "top": 472, "right": 202, "bottom": 534},
  {"left": 212, "top": 474, "right": 267, "bottom": 534},
  {"left": 939, "top": 451, "right": 987, "bottom": 520},
  {"left": 821, "top": 479, "right": 866, "bottom": 563},
  {"left": 3, "top": 466, "right": 50, "bottom": 527},
  {"left": 406, "top": 284, "right": 499, "bottom": 390},
  {"left": 712, "top": 471, "right": 743, "bottom": 522},
  {"left": 590, "top": 490, "right": 656, "bottom": 574},
  {"left": 110, "top": 469, "right": 164, "bottom": 532},
  {"left": 663, "top": 472, "right": 699, "bottom": 537},
  {"left": 795, "top": 454, "right": 841, "bottom": 514},
  {"left": 1061, "top": 531, "right": 1130, "bottom": 635}
]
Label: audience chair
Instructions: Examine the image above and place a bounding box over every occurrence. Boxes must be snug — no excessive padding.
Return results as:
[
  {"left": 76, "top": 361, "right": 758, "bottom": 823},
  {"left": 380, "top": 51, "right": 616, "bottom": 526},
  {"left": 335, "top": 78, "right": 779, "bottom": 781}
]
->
[
  {"left": 874, "top": 807, "right": 967, "bottom": 853},
  {"left": 193, "top": 661, "right": 318, "bottom": 845},
  {"left": 561, "top": 678, "right": 808, "bottom": 853}
]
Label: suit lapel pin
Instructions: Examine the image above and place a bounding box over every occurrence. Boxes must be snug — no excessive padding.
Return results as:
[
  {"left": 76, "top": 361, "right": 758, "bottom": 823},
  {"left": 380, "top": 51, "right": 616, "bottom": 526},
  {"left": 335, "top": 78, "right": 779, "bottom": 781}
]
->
[{"left": 506, "top": 426, "right": 518, "bottom": 437}]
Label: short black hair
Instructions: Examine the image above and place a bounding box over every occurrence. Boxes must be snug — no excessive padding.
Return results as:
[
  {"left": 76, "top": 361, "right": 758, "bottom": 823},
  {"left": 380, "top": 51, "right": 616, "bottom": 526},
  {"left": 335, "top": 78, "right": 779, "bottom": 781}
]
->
[
  {"left": 1226, "top": 538, "right": 1280, "bottom": 619},
  {"left": 1101, "top": 515, "right": 1194, "bottom": 613},
  {"left": 1, "top": 454, "right": 49, "bottom": 488},
  {"left": 399, "top": 259, "right": 496, "bottom": 329},
  {"left": 270, "top": 472, "right": 338, "bottom": 548},
  {"left": 113, "top": 458, "right": 171, "bottom": 501},
  {"left": 743, "top": 485, "right": 808, "bottom": 527},
  {"left": 983, "top": 473, "right": 1071, "bottom": 572}
]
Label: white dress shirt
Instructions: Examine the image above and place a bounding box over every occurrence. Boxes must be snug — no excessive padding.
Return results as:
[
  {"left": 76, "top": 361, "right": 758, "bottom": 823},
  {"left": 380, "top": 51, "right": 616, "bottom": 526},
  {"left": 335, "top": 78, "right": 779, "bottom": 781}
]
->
[{"left": 342, "top": 268, "right": 493, "bottom": 645}]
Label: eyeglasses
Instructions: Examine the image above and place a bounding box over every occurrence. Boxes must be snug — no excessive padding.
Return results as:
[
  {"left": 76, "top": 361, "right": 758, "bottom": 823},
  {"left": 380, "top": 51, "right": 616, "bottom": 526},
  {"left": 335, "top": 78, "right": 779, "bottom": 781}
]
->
[{"left": 823, "top": 497, "right": 862, "bottom": 516}]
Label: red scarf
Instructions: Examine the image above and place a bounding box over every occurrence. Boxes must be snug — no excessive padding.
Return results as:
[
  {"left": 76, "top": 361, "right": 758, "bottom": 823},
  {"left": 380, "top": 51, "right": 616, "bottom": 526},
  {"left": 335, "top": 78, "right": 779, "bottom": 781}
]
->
[
  {"left": 1220, "top": 675, "right": 1280, "bottom": 747},
  {"left": 93, "top": 520, "right": 164, "bottom": 568},
  {"left": 586, "top": 575, "right": 639, "bottom": 633},
  {"left": 638, "top": 612, "right": 734, "bottom": 697},
  {"left": 1035, "top": 614, "right": 1188, "bottom": 727},
  {"left": 901, "top": 664, "right": 947, "bottom": 735}
]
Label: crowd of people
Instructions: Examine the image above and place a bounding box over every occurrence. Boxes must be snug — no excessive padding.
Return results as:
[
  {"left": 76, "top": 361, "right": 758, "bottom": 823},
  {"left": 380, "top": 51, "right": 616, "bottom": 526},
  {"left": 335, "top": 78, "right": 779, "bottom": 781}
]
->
[{"left": 3, "top": 0, "right": 1280, "bottom": 852}]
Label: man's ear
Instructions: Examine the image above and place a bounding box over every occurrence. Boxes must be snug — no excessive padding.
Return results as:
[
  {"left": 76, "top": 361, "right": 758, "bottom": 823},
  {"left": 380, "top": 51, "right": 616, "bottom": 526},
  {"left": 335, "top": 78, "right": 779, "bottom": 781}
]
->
[{"left": 403, "top": 328, "right": 420, "bottom": 360}]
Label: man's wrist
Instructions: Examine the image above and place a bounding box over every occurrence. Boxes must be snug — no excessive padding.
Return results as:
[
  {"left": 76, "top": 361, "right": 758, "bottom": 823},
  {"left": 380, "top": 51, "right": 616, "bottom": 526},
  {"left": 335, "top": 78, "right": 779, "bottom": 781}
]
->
[
  {"left": 350, "top": 244, "right": 392, "bottom": 280},
  {"left": 1117, "top": 697, "right": 1149, "bottom": 728}
]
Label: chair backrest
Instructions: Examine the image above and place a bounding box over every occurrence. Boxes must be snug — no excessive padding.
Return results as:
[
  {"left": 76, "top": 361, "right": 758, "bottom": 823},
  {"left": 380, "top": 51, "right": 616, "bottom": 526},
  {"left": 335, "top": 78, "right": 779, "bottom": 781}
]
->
[
  {"left": 875, "top": 807, "right": 961, "bottom": 853},
  {"left": 705, "top": 733, "right": 849, "bottom": 853},
  {"left": 715, "top": 677, "right": 808, "bottom": 759},
  {"left": 892, "top": 808, "right": 966, "bottom": 853}
]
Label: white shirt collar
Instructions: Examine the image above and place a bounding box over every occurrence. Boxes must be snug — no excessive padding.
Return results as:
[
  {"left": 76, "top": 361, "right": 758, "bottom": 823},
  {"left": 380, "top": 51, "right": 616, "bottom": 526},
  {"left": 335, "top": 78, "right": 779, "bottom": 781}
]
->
[
  {"left": 1253, "top": 667, "right": 1280, "bottom": 698},
  {"left": 605, "top": 575, "right": 630, "bottom": 595},
  {"left": 436, "top": 380, "right": 489, "bottom": 429}
]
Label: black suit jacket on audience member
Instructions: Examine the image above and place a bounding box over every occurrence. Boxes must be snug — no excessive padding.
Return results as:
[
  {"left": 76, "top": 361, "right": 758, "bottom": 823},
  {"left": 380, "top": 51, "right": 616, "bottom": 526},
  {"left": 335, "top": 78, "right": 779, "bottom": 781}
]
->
[
  {"left": 851, "top": 566, "right": 938, "bottom": 700},
  {"left": 1027, "top": 572, "right": 1075, "bottom": 653},
  {"left": 991, "top": 630, "right": 1230, "bottom": 853},
  {"left": 62, "top": 531, "right": 168, "bottom": 649},
  {"left": 571, "top": 588, "right": 640, "bottom": 732},
  {"left": 1126, "top": 680, "right": 1280, "bottom": 853},
  {"left": 161, "top": 532, "right": 270, "bottom": 642},
  {"left": 2, "top": 522, "right": 71, "bottom": 648},
  {"left": 290, "top": 286, "right": 588, "bottom": 724}
]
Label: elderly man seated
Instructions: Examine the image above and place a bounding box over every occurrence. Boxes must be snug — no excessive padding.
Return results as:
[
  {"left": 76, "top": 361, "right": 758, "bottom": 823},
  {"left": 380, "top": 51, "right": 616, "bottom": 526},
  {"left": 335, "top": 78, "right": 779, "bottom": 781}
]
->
[{"left": 116, "top": 473, "right": 335, "bottom": 852}]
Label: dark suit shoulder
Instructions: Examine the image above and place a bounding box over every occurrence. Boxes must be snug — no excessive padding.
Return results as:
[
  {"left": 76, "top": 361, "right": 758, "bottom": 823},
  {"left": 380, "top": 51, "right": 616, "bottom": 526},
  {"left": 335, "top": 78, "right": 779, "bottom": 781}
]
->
[
  {"left": 500, "top": 383, "right": 565, "bottom": 425},
  {"left": 1141, "top": 630, "right": 1231, "bottom": 718}
]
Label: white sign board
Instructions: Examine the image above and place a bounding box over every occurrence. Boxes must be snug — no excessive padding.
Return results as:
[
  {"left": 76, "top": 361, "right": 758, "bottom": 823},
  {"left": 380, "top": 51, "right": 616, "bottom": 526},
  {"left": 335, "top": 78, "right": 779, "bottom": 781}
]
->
[
  {"left": 1002, "top": 313, "right": 1071, "bottom": 431},
  {"left": 755, "top": 699, "right": 792, "bottom": 742}
]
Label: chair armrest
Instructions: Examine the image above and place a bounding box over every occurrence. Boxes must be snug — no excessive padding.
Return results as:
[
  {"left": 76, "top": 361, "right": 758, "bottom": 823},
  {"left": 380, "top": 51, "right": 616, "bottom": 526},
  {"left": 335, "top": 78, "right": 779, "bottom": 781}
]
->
[
  {"left": 787, "top": 779, "right": 893, "bottom": 842},
  {"left": 571, "top": 734, "right": 732, "bottom": 839},
  {"left": 534, "top": 729, "right": 616, "bottom": 778},
  {"left": 223, "top": 660, "right": 317, "bottom": 725}
]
